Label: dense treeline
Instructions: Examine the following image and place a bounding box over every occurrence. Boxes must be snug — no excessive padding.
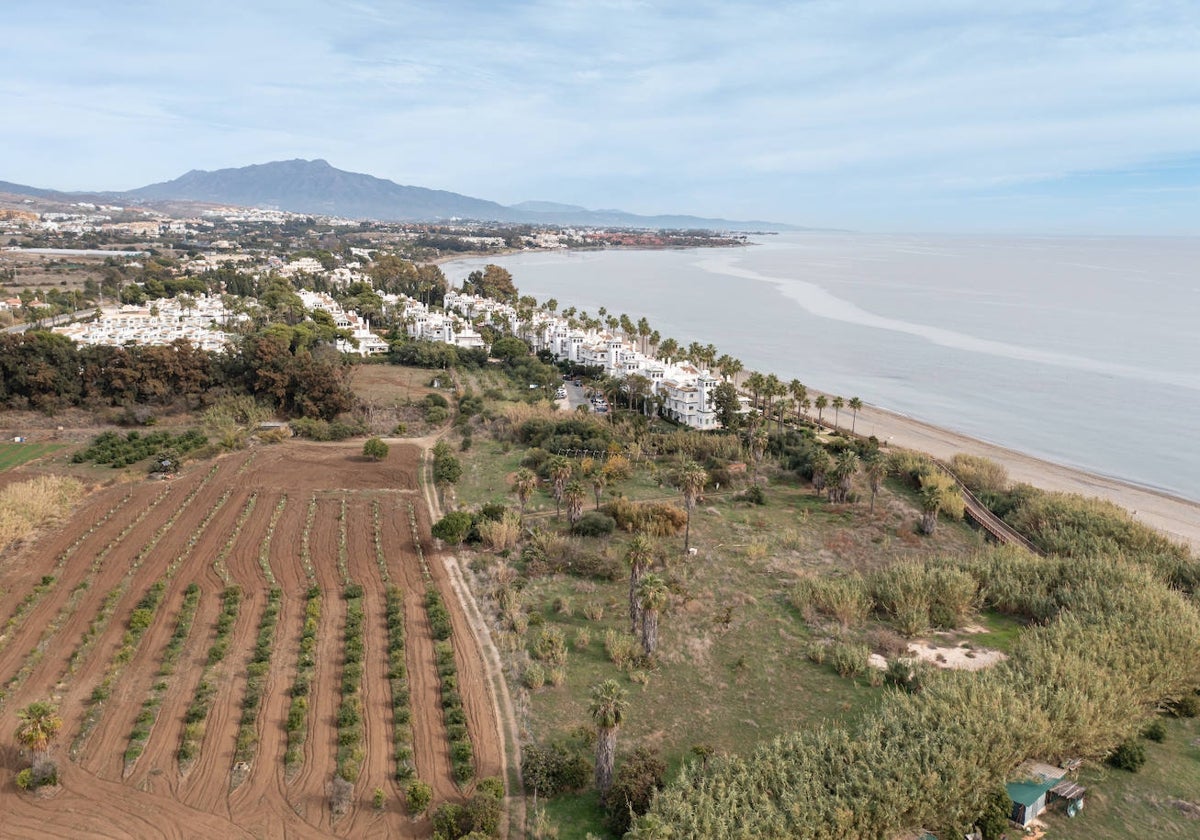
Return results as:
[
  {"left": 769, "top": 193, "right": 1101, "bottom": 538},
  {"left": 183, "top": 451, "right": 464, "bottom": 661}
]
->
[
  {"left": 0, "top": 330, "right": 354, "bottom": 420},
  {"left": 635, "top": 546, "right": 1200, "bottom": 839}
]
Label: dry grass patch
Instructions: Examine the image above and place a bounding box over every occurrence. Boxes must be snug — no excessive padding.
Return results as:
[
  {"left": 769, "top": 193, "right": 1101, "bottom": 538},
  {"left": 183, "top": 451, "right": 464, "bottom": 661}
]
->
[{"left": 0, "top": 475, "right": 85, "bottom": 551}]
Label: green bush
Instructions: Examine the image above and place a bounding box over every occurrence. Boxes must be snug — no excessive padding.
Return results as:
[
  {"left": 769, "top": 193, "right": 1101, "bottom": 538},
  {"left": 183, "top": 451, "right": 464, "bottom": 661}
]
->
[
  {"left": 1107, "top": 738, "right": 1147, "bottom": 772},
  {"left": 406, "top": 779, "right": 432, "bottom": 814},
  {"left": 1141, "top": 719, "right": 1166, "bottom": 742},
  {"left": 362, "top": 437, "right": 389, "bottom": 461},
  {"left": 572, "top": 511, "right": 617, "bottom": 537}
]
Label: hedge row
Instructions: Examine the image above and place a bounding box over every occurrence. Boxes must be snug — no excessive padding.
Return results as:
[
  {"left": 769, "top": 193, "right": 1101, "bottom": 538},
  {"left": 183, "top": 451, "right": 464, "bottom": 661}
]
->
[
  {"left": 385, "top": 585, "right": 415, "bottom": 780},
  {"left": 336, "top": 583, "right": 366, "bottom": 783},
  {"left": 435, "top": 639, "right": 475, "bottom": 786},
  {"left": 232, "top": 586, "right": 282, "bottom": 777},
  {"left": 285, "top": 586, "right": 321, "bottom": 771}
]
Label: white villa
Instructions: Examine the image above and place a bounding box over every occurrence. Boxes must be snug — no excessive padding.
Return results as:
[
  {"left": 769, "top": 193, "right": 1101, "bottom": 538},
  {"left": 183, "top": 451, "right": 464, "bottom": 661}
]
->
[
  {"left": 296, "top": 290, "right": 390, "bottom": 356},
  {"left": 442, "top": 290, "right": 722, "bottom": 430},
  {"left": 392, "top": 294, "right": 487, "bottom": 350},
  {"left": 52, "top": 296, "right": 244, "bottom": 352}
]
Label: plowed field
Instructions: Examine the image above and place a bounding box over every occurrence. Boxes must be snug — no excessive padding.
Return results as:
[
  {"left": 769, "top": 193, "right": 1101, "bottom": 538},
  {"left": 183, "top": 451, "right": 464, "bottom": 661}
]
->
[{"left": 0, "top": 441, "right": 503, "bottom": 838}]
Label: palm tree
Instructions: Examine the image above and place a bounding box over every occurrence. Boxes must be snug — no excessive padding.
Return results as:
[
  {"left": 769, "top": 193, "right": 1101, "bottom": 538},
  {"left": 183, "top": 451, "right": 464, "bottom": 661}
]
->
[
  {"left": 810, "top": 450, "right": 832, "bottom": 496},
  {"left": 814, "top": 395, "right": 828, "bottom": 426},
  {"left": 744, "top": 372, "right": 765, "bottom": 412},
  {"left": 918, "top": 475, "right": 960, "bottom": 535},
  {"left": 864, "top": 454, "right": 888, "bottom": 512},
  {"left": 676, "top": 461, "right": 708, "bottom": 554},
  {"left": 657, "top": 337, "right": 677, "bottom": 363},
  {"left": 590, "top": 679, "right": 629, "bottom": 794},
  {"left": 637, "top": 317, "right": 652, "bottom": 354},
  {"left": 564, "top": 480, "right": 586, "bottom": 525},
  {"left": 546, "top": 456, "right": 573, "bottom": 519},
  {"left": 590, "top": 470, "right": 607, "bottom": 511},
  {"left": 831, "top": 396, "right": 845, "bottom": 430},
  {"left": 789, "top": 380, "right": 808, "bottom": 424},
  {"left": 15, "top": 700, "right": 63, "bottom": 759},
  {"left": 624, "top": 533, "right": 655, "bottom": 634},
  {"left": 511, "top": 467, "right": 538, "bottom": 516},
  {"left": 849, "top": 397, "right": 863, "bottom": 434},
  {"left": 636, "top": 573, "right": 670, "bottom": 657},
  {"left": 829, "top": 450, "right": 859, "bottom": 503},
  {"left": 716, "top": 354, "right": 743, "bottom": 384}
]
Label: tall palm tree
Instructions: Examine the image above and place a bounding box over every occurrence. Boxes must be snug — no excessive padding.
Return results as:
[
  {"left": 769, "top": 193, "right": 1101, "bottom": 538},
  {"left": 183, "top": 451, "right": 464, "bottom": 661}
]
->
[
  {"left": 590, "top": 470, "right": 607, "bottom": 511},
  {"left": 814, "top": 395, "right": 828, "bottom": 426},
  {"left": 829, "top": 450, "right": 859, "bottom": 503},
  {"left": 624, "top": 533, "right": 655, "bottom": 634},
  {"left": 677, "top": 461, "right": 708, "bottom": 554},
  {"left": 636, "top": 573, "right": 670, "bottom": 657},
  {"left": 831, "top": 396, "right": 845, "bottom": 430},
  {"left": 744, "top": 372, "right": 765, "bottom": 411},
  {"left": 15, "top": 700, "right": 63, "bottom": 759},
  {"left": 864, "top": 453, "right": 887, "bottom": 512},
  {"left": 789, "top": 380, "right": 808, "bottom": 424},
  {"left": 564, "top": 480, "right": 586, "bottom": 524},
  {"left": 717, "top": 354, "right": 743, "bottom": 384},
  {"left": 590, "top": 679, "right": 629, "bottom": 794},
  {"left": 848, "top": 397, "right": 863, "bottom": 434},
  {"left": 810, "top": 450, "right": 832, "bottom": 496},
  {"left": 637, "top": 317, "right": 652, "bottom": 354},
  {"left": 511, "top": 467, "right": 538, "bottom": 516},
  {"left": 657, "top": 336, "right": 677, "bottom": 363},
  {"left": 546, "top": 456, "right": 573, "bottom": 519},
  {"left": 918, "top": 475, "right": 960, "bottom": 535}
]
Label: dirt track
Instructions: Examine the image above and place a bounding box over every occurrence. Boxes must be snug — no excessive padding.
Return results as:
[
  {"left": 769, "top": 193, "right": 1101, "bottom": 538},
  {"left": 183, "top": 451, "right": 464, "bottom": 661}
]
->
[{"left": 0, "top": 441, "right": 505, "bottom": 838}]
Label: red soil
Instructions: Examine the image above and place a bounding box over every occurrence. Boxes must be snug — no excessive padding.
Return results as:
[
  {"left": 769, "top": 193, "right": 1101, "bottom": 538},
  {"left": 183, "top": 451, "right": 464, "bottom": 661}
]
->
[{"left": 0, "top": 441, "right": 505, "bottom": 838}]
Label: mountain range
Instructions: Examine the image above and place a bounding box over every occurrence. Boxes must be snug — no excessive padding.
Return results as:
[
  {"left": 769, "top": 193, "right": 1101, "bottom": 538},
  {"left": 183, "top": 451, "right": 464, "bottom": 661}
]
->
[{"left": 0, "top": 159, "right": 793, "bottom": 231}]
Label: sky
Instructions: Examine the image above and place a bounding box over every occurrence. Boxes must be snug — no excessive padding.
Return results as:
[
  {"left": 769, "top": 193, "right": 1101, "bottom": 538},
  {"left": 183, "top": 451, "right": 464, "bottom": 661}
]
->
[{"left": 2, "top": 1, "right": 1199, "bottom": 233}]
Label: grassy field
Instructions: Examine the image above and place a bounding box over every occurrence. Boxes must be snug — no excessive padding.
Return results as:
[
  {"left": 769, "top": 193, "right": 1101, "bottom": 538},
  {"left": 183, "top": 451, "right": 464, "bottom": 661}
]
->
[
  {"left": 0, "top": 443, "right": 66, "bottom": 471},
  {"left": 1045, "top": 717, "right": 1200, "bottom": 839},
  {"left": 450, "top": 406, "right": 991, "bottom": 837}
]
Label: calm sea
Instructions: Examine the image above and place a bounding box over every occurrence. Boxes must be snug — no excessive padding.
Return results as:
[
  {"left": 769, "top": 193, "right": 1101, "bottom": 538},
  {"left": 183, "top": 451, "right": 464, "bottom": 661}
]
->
[{"left": 443, "top": 233, "right": 1200, "bottom": 502}]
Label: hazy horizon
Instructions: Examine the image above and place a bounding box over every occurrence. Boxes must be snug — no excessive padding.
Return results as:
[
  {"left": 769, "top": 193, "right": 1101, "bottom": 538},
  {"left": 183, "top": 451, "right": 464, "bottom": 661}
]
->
[{"left": 3, "top": 2, "right": 1199, "bottom": 234}]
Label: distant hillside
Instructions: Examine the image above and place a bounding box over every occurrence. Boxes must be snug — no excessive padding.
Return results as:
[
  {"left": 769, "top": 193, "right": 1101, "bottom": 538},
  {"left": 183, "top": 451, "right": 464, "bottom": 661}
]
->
[{"left": 0, "top": 159, "right": 797, "bottom": 231}]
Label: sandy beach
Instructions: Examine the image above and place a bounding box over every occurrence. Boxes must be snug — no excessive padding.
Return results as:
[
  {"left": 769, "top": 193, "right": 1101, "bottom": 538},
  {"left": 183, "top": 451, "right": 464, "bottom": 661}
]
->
[{"left": 844, "top": 401, "right": 1200, "bottom": 551}]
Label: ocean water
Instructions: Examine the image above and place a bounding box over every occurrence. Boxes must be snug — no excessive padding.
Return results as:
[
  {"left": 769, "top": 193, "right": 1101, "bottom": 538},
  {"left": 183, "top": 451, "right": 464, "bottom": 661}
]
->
[{"left": 442, "top": 233, "right": 1200, "bottom": 502}]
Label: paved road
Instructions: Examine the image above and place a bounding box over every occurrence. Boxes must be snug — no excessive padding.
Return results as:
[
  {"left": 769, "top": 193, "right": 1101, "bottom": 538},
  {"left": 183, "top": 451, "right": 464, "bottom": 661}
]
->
[
  {"left": 556, "top": 379, "right": 591, "bottom": 412},
  {"left": 2, "top": 307, "right": 99, "bottom": 334}
]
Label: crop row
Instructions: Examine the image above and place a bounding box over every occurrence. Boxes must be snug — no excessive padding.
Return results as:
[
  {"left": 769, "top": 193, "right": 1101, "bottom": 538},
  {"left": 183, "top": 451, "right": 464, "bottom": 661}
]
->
[
  {"left": 178, "top": 585, "right": 242, "bottom": 770},
  {"left": 71, "top": 429, "right": 207, "bottom": 467},
  {"left": 71, "top": 580, "right": 168, "bottom": 757},
  {"left": 337, "top": 497, "right": 350, "bottom": 585},
  {"left": 213, "top": 493, "right": 258, "bottom": 585},
  {"left": 0, "top": 489, "right": 135, "bottom": 651},
  {"left": 300, "top": 495, "right": 317, "bottom": 586},
  {"left": 257, "top": 495, "right": 288, "bottom": 586},
  {"left": 335, "top": 583, "right": 366, "bottom": 783},
  {"left": 232, "top": 586, "right": 282, "bottom": 786},
  {"left": 285, "top": 585, "right": 322, "bottom": 773},
  {"left": 373, "top": 500, "right": 390, "bottom": 584},
  {"left": 426, "top": 587, "right": 474, "bottom": 785},
  {"left": 408, "top": 503, "right": 432, "bottom": 582},
  {"left": 124, "top": 582, "right": 201, "bottom": 773},
  {"left": 385, "top": 585, "right": 415, "bottom": 781}
]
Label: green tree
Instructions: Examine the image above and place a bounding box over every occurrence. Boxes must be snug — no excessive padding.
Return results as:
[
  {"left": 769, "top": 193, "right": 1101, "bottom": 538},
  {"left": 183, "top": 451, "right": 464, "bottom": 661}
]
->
[
  {"left": 712, "top": 381, "right": 742, "bottom": 430},
  {"left": 829, "top": 450, "right": 859, "bottom": 503},
  {"left": 789, "top": 379, "right": 808, "bottom": 424},
  {"left": 490, "top": 335, "right": 529, "bottom": 363},
  {"left": 589, "top": 680, "right": 629, "bottom": 794},
  {"left": 831, "top": 396, "right": 845, "bottom": 430},
  {"left": 546, "top": 455, "right": 573, "bottom": 520},
  {"left": 432, "top": 510, "right": 473, "bottom": 545},
  {"left": 362, "top": 437, "right": 388, "bottom": 461},
  {"left": 405, "top": 779, "right": 433, "bottom": 814},
  {"left": 637, "top": 573, "right": 670, "bottom": 657},
  {"left": 918, "top": 472, "right": 962, "bottom": 535}
]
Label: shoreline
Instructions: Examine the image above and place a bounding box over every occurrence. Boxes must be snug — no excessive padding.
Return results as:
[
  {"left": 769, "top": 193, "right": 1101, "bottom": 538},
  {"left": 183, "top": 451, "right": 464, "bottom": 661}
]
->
[
  {"left": 846, "top": 398, "right": 1200, "bottom": 551},
  {"left": 435, "top": 249, "right": 1199, "bottom": 552}
]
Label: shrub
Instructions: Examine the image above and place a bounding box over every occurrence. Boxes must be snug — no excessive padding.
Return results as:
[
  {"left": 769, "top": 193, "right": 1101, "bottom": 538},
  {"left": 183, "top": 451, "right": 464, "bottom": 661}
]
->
[
  {"left": 606, "top": 747, "right": 666, "bottom": 835},
  {"left": 791, "top": 575, "right": 871, "bottom": 629},
  {"left": 1141, "top": 719, "right": 1167, "bottom": 742},
  {"left": 1171, "top": 693, "right": 1200, "bottom": 718},
  {"left": 573, "top": 511, "right": 617, "bottom": 537},
  {"left": 521, "top": 740, "right": 591, "bottom": 797},
  {"left": 827, "top": 640, "right": 869, "bottom": 677},
  {"left": 406, "top": 779, "right": 433, "bottom": 814},
  {"left": 1107, "top": 739, "right": 1147, "bottom": 772},
  {"left": 432, "top": 511, "right": 474, "bottom": 546},
  {"left": 523, "top": 662, "right": 546, "bottom": 689}
]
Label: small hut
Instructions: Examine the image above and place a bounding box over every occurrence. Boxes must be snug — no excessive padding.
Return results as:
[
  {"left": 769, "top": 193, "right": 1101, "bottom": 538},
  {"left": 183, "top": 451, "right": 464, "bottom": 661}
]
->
[{"left": 1006, "top": 760, "right": 1086, "bottom": 827}]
